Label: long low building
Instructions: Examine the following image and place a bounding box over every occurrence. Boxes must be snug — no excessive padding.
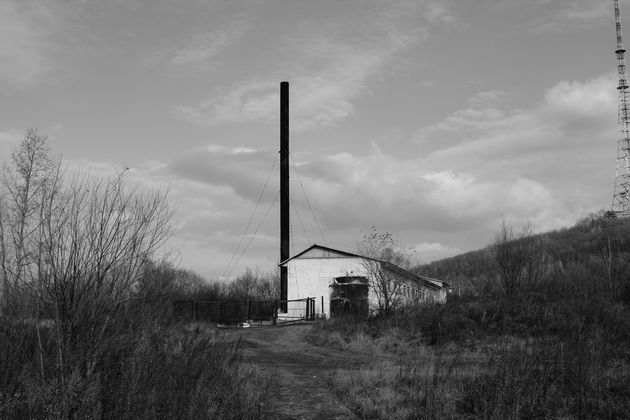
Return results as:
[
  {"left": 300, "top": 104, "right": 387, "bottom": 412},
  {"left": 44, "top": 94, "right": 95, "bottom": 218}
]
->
[{"left": 278, "top": 244, "right": 449, "bottom": 319}]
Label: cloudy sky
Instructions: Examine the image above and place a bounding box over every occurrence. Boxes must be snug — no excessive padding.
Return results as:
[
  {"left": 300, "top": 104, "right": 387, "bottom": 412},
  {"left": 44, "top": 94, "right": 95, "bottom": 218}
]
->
[{"left": 0, "top": 0, "right": 626, "bottom": 279}]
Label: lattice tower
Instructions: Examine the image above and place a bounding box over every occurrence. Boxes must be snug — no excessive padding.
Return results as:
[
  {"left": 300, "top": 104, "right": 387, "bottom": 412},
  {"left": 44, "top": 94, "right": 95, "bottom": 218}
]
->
[{"left": 612, "top": 0, "right": 630, "bottom": 216}]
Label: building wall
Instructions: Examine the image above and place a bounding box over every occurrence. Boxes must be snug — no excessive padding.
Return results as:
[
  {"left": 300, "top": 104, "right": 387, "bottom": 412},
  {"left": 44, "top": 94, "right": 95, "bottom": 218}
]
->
[
  {"left": 283, "top": 256, "right": 447, "bottom": 318},
  {"left": 286, "top": 257, "right": 370, "bottom": 317},
  {"left": 394, "top": 281, "right": 447, "bottom": 305}
]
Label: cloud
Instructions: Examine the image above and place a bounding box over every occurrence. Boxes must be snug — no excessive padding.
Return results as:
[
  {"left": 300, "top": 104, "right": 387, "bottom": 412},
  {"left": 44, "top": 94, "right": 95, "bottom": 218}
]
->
[
  {"left": 0, "top": 129, "right": 22, "bottom": 145},
  {"left": 177, "top": 70, "right": 363, "bottom": 131},
  {"left": 530, "top": 0, "right": 615, "bottom": 32},
  {"left": 62, "top": 72, "right": 619, "bottom": 277},
  {"left": 412, "top": 242, "right": 462, "bottom": 264},
  {"left": 169, "top": 17, "right": 248, "bottom": 66},
  {"left": 543, "top": 77, "right": 616, "bottom": 122},
  {"left": 468, "top": 90, "right": 509, "bottom": 107},
  {"left": 0, "top": 129, "right": 23, "bottom": 158},
  {"left": 424, "top": 2, "right": 458, "bottom": 26},
  {"left": 0, "top": 1, "right": 54, "bottom": 88},
  {"left": 420, "top": 74, "right": 616, "bottom": 166},
  {"left": 410, "top": 74, "right": 617, "bottom": 226},
  {"left": 241, "top": 73, "right": 612, "bottom": 265},
  {"left": 177, "top": 1, "right": 427, "bottom": 131},
  {"left": 60, "top": 153, "right": 266, "bottom": 278},
  {"left": 291, "top": 149, "right": 563, "bottom": 239},
  {"left": 175, "top": 81, "right": 278, "bottom": 126},
  {"left": 166, "top": 144, "right": 279, "bottom": 202},
  {"left": 18, "top": 0, "right": 620, "bottom": 277},
  {"left": 170, "top": 33, "right": 237, "bottom": 66}
]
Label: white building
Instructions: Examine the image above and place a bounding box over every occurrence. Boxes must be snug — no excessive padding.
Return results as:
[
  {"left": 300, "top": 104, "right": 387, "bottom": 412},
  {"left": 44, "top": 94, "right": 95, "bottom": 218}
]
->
[{"left": 278, "top": 244, "right": 449, "bottom": 320}]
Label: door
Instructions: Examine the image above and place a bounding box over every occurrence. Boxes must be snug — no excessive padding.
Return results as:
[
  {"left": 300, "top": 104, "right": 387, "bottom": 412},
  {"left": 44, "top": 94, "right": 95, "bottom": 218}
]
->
[{"left": 330, "top": 276, "right": 369, "bottom": 318}]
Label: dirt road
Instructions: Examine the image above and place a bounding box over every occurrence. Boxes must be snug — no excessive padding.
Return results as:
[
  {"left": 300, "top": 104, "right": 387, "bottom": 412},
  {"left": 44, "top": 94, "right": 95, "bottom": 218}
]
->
[{"left": 230, "top": 323, "right": 364, "bottom": 419}]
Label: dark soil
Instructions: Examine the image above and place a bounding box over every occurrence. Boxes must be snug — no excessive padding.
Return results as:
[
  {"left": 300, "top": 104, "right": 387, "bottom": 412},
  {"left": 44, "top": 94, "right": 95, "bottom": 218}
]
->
[{"left": 228, "top": 323, "right": 367, "bottom": 419}]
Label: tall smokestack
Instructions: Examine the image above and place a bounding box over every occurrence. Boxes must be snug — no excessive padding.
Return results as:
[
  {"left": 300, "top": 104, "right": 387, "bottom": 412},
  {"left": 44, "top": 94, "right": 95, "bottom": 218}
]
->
[{"left": 280, "top": 81, "right": 289, "bottom": 309}]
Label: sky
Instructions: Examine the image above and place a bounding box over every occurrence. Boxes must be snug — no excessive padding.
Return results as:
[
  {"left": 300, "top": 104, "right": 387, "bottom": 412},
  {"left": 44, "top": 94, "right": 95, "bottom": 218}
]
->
[{"left": 0, "top": 0, "right": 626, "bottom": 279}]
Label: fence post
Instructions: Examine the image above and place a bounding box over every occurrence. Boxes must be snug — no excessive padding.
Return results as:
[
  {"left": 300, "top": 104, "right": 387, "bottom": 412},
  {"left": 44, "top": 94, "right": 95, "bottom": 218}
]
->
[{"left": 307, "top": 298, "right": 312, "bottom": 320}]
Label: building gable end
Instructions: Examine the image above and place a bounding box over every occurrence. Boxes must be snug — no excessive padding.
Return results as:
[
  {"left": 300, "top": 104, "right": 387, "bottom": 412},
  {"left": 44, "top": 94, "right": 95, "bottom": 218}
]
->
[{"left": 296, "top": 247, "right": 356, "bottom": 260}]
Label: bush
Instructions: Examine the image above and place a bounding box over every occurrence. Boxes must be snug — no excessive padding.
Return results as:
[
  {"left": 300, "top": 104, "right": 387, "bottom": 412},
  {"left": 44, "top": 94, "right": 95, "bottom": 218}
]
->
[
  {"left": 334, "top": 359, "right": 459, "bottom": 419},
  {"left": 306, "top": 215, "right": 630, "bottom": 418},
  {"left": 0, "top": 322, "right": 270, "bottom": 419},
  {"left": 458, "top": 333, "right": 630, "bottom": 419}
]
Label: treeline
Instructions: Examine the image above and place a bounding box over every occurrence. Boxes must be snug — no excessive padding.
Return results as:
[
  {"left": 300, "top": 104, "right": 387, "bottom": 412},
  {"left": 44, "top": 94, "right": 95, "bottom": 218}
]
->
[
  {"left": 414, "top": 216, "right": 630, "bottom": 417},
  {"left": 140, "top": 263, "right": 280, "bottom": 302},
  {"left": 322, "top": 214, "right": 630, "bottom": 418},
  {"left": 417, "top": 212, "right": 630, "bottom": 302},
  {"left": 406, "top": 213, "right": 630, "bottom": 358}
]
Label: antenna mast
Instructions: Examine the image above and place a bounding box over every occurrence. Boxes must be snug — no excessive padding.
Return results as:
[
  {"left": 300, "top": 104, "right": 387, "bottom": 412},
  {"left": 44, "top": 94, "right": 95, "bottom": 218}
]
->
[{"left": 612, "top": 0, "right": 630, "bottom": 216}]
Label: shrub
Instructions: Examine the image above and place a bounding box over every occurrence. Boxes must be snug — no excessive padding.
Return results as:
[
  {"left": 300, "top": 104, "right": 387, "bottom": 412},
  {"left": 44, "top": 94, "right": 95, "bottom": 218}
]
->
[
  {"left": 0, "top": 323, "right": 270, "bottom": 419},
  {"left": 458, "top": 332, "right": 630, "bottom": 419},
  {"left": 334, "top": 357, "right": 460, "bottom": 419}
]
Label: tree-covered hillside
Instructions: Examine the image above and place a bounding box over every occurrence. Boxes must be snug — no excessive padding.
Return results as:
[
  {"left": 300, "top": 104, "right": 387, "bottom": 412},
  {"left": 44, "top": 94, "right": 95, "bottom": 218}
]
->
[
  {"left": 416, "top": 212, "right": 630, "bottom": 301},
  {"left": 314, "top": 213, "right": 630, "bottom": 418}
]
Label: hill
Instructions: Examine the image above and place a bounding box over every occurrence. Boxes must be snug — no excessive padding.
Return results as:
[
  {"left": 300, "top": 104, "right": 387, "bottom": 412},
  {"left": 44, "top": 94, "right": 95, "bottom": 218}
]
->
[
  {"left": 415, "top": 212, "right": 630, "bottom": 300},
  {"left": 307, "top": 212, "right": 630, "bottom": 418}
]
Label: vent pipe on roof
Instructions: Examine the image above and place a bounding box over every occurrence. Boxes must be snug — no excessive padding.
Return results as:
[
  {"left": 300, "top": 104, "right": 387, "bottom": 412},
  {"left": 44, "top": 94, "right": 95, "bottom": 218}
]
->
[{"left": 280, "top": 81, "right": 289, "bottom": 309}]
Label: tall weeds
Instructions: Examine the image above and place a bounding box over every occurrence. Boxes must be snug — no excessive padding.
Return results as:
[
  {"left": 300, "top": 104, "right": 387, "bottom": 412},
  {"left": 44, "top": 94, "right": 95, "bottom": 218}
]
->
[
  {"left": 0, "top": 318, "right": 270, "bottom": 419},
  {"left": 458, "top": 332, "right": 630, "bottom": 419},
  {"left": 307, "top": 270, "right": 630, "bottom": 418}
]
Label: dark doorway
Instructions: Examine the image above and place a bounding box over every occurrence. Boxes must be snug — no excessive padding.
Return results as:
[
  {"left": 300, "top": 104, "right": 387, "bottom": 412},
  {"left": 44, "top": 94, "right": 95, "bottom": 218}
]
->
[{"left": 330, "top": 276, "right": 369, "bottom": 318}]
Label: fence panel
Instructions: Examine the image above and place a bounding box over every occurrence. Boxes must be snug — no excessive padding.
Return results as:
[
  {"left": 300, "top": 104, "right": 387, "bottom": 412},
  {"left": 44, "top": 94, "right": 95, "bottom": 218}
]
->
[
  {"left": 172, "top": 300, "right": 277, "bottom": 324},
  {"left": 276, "top": 297, "right": 317, "bottom": 323},
  {"left": 172, "top": 300, "right": 195, "bottom": 321},
  {"left": 248, "top": 300, "right": 276, "bottom": 322},
  {"left": 152, "top": 298, "right": 319, "bottom": 324},
  {"left": 196, "top": 301, "right": 222, "bottom": 322}
]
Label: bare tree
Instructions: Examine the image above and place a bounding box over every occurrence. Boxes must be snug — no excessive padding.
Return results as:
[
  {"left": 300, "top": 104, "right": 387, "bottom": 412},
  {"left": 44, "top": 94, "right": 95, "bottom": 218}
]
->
[
  {"left": 0, "top": 129, "right": 61, "bottom": 307},
  {"left": 493, "top": 221, "right": 547, "bottom": 297},
  {"left": 356, "top": 227, "right": 413, "bottom": 315},
  {"left": 0, "top": 130, "right": 174, "bottom": 383},
  {"left": 0, "top": 129, "right": 63, "bottom": 380},
  {"left": 137, "top": 260, "right": 209, "bottom": 299},
  {"left": 230, "top": 267, "right": 257, "bottom": 299},
  {"left": 226, "top": 267, "right": 280, "bottom": 301},
  {"left": 253, "top": 269, "right": 280, "bottom": 301}
]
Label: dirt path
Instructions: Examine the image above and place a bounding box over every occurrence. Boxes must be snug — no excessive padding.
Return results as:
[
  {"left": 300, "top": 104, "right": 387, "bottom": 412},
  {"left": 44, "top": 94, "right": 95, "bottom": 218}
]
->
[{"left": 227, "top": 323, "right": 367, "bottom": 419}]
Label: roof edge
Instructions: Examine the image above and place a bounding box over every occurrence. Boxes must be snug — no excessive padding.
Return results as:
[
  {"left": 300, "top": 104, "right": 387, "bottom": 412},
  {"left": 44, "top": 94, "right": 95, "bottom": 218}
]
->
[
  {"left": 279, "top": 244, "right": 449, "bottom": 289},
  {"left": 278, "top": 244, "right": 362, "bottom": 266}
]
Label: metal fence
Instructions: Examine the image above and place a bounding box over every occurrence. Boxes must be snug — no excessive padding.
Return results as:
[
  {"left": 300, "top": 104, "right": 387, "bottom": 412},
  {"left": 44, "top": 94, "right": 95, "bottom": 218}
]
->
[
  {"left": 171, "top": 297, "right": 318, "bottom": 325},
  {"left": 172, "top": 300, "right": 273, "bottom": 324},
  {"left": 275, "top": 297, "right": 317, "bottom": 323}
]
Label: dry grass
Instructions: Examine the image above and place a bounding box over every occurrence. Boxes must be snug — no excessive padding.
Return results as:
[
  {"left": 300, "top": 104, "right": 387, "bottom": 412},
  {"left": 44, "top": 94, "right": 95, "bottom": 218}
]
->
[
  {"left": 0, "top": 319, "right": 271, "bottom": 419},
  {"left": 308, "top": 289, "right": 630, "bottom": 419},
  {"left": 330, "top": 350, "right": 470, "bottom": 419}
]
